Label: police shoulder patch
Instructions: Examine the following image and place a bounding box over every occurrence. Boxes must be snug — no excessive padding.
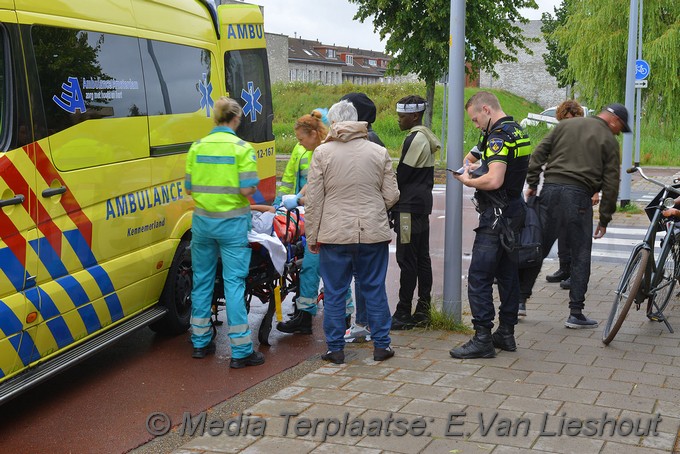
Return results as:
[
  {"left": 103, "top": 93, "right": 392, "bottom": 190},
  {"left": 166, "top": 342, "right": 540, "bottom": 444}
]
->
[{"left": 488, "top": 138, "right": 505, "bottom": 154}]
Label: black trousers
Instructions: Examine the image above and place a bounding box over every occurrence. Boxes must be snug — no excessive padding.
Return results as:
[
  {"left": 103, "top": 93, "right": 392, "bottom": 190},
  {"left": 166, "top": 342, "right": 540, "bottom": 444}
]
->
[
  {"left": 519, "top": 184, "right": 593, "bottom": 311},
  {"left": 394, "top": 212, "right": 432, "bottom": 316}
]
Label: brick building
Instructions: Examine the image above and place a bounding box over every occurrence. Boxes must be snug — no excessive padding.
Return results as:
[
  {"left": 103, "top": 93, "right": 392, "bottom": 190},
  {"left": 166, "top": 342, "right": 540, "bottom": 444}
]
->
[{"left": 266, "top": 33, "right": 397, "bottom": 85}]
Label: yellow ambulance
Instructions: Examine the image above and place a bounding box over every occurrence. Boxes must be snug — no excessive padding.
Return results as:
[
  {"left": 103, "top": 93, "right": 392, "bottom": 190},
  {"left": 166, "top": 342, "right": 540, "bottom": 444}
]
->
[{"left": 0, "top": 0, "right": 275, "bottom": 403}]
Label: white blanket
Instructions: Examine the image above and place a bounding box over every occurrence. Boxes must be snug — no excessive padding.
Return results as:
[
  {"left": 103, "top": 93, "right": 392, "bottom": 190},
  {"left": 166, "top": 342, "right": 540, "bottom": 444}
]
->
[{"left": 247, "top": 231, "right": 287, "bottom": 275}]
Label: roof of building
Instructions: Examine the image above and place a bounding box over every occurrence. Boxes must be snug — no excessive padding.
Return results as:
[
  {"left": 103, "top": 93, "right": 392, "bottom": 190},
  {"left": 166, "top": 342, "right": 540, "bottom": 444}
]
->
[{"left": 288, "top": 37, "right": 391, "bottom": 78}]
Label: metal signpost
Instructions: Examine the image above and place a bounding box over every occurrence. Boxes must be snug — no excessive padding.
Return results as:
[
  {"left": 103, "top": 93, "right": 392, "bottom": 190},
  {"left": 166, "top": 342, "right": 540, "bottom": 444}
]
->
[{"left": 634, "top": 58, "right": 649, "bottom": 165}]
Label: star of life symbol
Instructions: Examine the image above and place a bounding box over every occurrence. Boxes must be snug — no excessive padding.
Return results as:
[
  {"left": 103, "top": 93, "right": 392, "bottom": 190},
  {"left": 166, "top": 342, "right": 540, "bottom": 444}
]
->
[
  {"left": 53, "top": 76, "right": 86, "bottom": 114},
  {"left": 199, "top": 73, "right": 214, "bottom": 117},
  {"left": 241, "top": 81, "right": 262, "bottom": 122}
]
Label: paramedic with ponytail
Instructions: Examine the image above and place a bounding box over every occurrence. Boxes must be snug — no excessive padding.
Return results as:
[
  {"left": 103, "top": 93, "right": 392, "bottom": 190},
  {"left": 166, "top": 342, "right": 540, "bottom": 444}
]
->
[
  {"left": 185, "top": 96, "right": 265, "bottom": 369},
  {"left": 274, "top": 108, "right": 329, "bottom": 206},
  {"left": 276, "top": 111, "right": 333, "bottom": 335}
]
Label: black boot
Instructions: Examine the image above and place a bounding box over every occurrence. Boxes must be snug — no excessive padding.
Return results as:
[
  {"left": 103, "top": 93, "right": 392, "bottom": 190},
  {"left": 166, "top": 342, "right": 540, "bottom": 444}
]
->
[
  {"left": 546, "top": 267, "right": 570, "bottom": 283},
  {"left": 491, "top": 324, "right": 517, "bottom": 352},
  {"left": 449, "top": 327, "right": 496, "bottom": 359},
  {"left": 412, "top": 299, "right": 431, "bottom": 327},
  {"left": 277, "top": 310, "right": 313, "bottom": 334},
  {"left": 391, "top": 312, "right": 415, "bottom": 331}
]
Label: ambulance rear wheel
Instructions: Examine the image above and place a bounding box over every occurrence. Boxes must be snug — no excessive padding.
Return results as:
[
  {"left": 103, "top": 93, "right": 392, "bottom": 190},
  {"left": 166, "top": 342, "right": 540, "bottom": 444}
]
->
[{"left": 150, "top": 239, "right": 192, "bottom": 335}]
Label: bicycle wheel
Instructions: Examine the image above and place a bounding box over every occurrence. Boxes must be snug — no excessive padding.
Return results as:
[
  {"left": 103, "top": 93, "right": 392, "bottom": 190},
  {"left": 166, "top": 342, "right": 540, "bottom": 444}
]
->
[
  {"left": 647, "top": 234, "right": 679, "bottom": 316},
  {"left": 602, "top": 244, "right": 650, "bottom": 344}
]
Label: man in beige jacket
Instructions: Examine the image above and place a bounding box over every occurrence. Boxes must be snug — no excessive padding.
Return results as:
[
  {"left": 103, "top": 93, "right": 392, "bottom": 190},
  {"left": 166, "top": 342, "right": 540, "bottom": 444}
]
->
[{"left": 305, "top": 100, "right": 400, "bottom": 365}]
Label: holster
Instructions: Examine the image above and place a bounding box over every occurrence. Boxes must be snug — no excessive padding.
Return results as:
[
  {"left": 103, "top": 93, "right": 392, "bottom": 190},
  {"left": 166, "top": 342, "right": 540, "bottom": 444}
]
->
[{"left": 474, "top": 189, "right": 508, "bottom": 214}]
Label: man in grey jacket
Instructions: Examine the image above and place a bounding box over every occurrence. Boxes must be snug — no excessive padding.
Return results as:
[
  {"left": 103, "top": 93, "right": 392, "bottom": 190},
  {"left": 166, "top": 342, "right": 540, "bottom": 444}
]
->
[{"left": 305, "top": 100, "right": 399, "bottom": 365}]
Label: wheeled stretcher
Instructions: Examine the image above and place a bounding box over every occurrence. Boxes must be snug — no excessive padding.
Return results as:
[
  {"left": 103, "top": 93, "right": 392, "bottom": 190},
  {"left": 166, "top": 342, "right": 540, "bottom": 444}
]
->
[{"left": 210, "top": 208, "right": 305, "bottom": 345}]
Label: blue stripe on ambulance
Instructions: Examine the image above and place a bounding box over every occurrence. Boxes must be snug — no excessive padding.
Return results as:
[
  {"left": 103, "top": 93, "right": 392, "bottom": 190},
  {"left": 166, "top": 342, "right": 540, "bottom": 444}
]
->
[
  {"left": 0, "top": 300, "right": 23, "bottom": 337},
  {"left": 63, "top": 230, "right": 97, "bottom": 268},
  {"left": 30, "top": 235, "right": 108, "bottom": 333},
  {"left": 0, "top": 247, "right": 30, "bottom": 291},
  {"left": 46, "top": 317, "right": 75, "bottom": 349},
  {"left": 88, "top": 266, "right": 123, "bottom": 321},
  {"left": 1, "top": 302, "right": 39, "bottom": 366},
  {"left": 64, "top": 230, "right": 124, "bottom": 322},
  {"left": 24, "top": 287, "right": 74, "bottom": 348},
  {"left": 9, "top": 334, "right": 40, "bottom": 366},
  {"left": 57, "top": 276, "right": 102, "bottom": 334},
  {"left": 29, "top": 237, "right": 68, "bottom": 279}
]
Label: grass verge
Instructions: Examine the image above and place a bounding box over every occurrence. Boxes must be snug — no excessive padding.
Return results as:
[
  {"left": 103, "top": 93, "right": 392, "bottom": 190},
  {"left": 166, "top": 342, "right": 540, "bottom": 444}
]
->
[{"left": 426, "top": 300, "right": 472, "bottom": 333}]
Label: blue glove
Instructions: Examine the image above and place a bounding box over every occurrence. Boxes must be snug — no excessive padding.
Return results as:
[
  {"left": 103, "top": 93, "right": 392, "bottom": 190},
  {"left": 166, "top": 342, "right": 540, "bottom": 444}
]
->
[{"left": 283, "top": 195, "right": 299, "bottom": 210}]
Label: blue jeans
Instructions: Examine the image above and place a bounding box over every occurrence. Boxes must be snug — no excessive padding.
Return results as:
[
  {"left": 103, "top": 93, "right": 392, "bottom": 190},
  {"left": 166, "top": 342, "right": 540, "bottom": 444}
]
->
[
  {"left": 519, "top": 184, "right": 593, "bottom": 312},
  {"left": 190, "top": 214, "right": 253, "bottom": 359},
  {"left": 298, "top": 242, "right": 354, "bottom": 316},
  {"left": 354, "top": 273, "right": 367, "bottom": 326},
  {"left": 468, "top": 197, "right": 525, "bottom": 329},
  {"left": 319, "top": 242, "right": 391, "bottom": 351}
]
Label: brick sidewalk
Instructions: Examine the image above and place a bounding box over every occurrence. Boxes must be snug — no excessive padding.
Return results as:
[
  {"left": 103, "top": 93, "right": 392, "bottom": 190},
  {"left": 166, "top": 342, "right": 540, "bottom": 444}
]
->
[
  {"left": 165, "top": 234, "right": 680, "bottom": 453},
  {"left": 137, "top": 173, "right": 680, "bottom": 454}
]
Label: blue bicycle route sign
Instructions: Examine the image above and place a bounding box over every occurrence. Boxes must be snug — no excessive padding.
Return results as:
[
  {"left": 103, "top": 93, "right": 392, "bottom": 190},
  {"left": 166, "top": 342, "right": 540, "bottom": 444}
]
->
[{"left": 636, "top": 60, "right": 650, "bottom": 80}]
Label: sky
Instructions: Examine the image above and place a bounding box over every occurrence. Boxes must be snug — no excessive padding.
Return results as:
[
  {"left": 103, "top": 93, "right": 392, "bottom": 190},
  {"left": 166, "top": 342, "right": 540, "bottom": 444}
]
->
[{"left": 250, "top": 0, "right": 563, "bottom": 53}]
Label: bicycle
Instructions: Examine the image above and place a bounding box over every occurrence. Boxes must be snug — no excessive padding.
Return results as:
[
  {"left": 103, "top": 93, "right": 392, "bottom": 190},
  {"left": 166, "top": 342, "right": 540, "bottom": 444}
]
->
[{"left": 602, "top": 166, "right": 680, "bottom": 345}]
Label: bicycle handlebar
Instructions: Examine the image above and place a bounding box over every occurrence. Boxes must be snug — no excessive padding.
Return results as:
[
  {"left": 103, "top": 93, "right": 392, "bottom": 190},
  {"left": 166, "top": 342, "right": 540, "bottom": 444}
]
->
[{"left": 628, "top": 165, "right": 680, "bottom": 198}]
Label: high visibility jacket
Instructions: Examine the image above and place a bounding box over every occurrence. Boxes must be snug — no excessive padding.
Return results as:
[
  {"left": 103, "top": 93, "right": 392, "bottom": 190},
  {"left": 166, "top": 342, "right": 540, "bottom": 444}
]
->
[
  {"left": 277, "top": 142, "right": 313, "bottom": 198},
  {"left": 185, "top": 126, "right": 259, "bottom": 218},
  {"left": 476, "top": 117, "right": 531, "bottom": 199}
]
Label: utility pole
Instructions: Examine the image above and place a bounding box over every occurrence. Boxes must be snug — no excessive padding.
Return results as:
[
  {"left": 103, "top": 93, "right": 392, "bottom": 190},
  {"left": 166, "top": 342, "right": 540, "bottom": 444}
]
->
[
  {"left": 620, "top": 0, "right": 639, "bottom": 206},
  {"left": 442, "top": 0, "right": 465, "bottom": 320}
]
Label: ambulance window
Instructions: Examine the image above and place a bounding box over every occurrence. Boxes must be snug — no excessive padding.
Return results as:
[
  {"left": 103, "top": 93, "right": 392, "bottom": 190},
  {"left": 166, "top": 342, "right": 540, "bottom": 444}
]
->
[
  {"left": 141, "top": 40, "right": 211, "bottom": 116},
  {"left": 225, "top": 49, "right": 274, "bottom": 143},
  {"left": 31, "top": 26, "right": 147, "bottom": 135},
  {"left": 0, "top": 31, "right": 5, "bottom": 144}
]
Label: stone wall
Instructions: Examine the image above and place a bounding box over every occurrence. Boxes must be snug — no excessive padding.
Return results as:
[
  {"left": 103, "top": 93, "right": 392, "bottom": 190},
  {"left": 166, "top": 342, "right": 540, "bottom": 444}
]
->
[
  {"left": 479, "top": 20, "right": 569, "bottom": 110},
  {"left": 266, "top": 33, "right": 289, "bottom": 85}
]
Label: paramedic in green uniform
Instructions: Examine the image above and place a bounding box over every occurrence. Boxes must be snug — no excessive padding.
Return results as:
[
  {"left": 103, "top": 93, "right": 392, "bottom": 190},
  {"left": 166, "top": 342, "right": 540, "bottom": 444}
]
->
[{"left": 185, "top": 97, "right": 265, "bottom": 369}]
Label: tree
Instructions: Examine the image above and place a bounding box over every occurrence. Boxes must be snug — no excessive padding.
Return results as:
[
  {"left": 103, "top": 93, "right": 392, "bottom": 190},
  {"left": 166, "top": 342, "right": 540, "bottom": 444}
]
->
[
  {"left": 350, "top": 0, "right": 538, "bottom": 127},
  {"left": 540, "top": 0, "right": 575, "bottom": 92},
  {"left": 554, "top": 0, "right": 679, "bottom": 135}
]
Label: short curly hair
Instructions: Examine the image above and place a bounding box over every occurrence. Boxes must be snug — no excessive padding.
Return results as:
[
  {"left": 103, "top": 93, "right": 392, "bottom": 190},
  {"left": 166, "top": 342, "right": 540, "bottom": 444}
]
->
[{"left": 556, "top": 100, "right": 584, "bottom": 121}]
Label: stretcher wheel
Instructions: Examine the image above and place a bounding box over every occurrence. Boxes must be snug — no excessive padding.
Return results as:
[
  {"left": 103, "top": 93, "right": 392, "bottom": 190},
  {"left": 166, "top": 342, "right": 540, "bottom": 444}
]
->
[
  {"left": 258, "top": 291, "right": 277, "bottom": 346},
  {"left": 258, "top": 311, "right": 273, "bottom": 346}
]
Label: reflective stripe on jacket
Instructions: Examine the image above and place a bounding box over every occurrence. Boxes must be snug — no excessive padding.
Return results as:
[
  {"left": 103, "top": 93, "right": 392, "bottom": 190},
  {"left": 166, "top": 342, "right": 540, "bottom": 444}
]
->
[
  {"left": 185, "top": 126, "right": 259, "bottom": 216},
  {"left": 277, "top": 142, "right": 313, "bottom": 198}
]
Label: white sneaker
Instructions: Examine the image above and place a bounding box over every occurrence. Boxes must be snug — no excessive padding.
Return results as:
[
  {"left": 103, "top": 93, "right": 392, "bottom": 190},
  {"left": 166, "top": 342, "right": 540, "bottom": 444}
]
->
[{"left": 344, "top": 323, "right": 371, "bottom": 343}]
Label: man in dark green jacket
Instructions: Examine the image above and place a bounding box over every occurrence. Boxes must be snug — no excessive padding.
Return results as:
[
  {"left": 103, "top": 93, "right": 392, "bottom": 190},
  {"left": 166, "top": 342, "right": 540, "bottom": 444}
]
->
[{"left": 519, "top": 103, "right": 630, "bottom": 329}]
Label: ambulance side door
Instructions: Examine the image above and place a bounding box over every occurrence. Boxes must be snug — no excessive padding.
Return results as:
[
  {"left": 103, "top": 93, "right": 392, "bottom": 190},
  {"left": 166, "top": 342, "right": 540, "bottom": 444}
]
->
[{"left": 0, "top": 15, "right": 41, "bottom": 381}]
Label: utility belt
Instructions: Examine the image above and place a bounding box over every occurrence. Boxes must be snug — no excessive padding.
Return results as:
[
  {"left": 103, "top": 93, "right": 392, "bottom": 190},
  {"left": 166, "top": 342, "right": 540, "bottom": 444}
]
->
[
  {"left": 473, "top": 189, "right": 522, "bottom": 252},
  {"left": 473, "top": 189, "right": 511, "bottom": 214}
]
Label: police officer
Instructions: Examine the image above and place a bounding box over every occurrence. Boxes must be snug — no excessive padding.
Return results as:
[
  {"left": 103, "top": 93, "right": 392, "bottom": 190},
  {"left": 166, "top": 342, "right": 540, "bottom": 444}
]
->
[
  {"left": 185, "top": 96, "right": 265, "bottom": 369},
  {"left": 450, "top": 91, "right": 531, "bottom": 359}
]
